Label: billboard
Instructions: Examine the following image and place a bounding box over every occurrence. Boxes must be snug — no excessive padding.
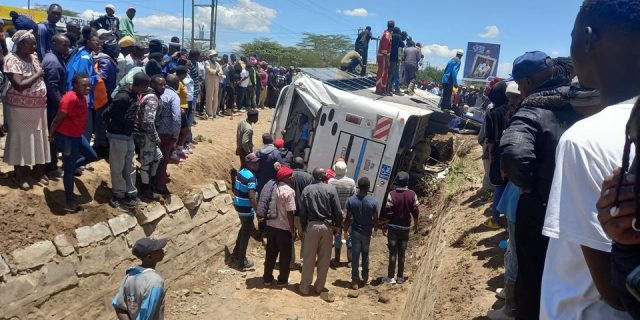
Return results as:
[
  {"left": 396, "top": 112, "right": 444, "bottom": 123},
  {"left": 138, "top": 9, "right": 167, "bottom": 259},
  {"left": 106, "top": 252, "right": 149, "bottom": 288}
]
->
[
  {"left": 0, "top": 5, "right": 90, "bottom": 32},
  {"left": 462, "top": 42, "right": 501, "bottom": 82}
]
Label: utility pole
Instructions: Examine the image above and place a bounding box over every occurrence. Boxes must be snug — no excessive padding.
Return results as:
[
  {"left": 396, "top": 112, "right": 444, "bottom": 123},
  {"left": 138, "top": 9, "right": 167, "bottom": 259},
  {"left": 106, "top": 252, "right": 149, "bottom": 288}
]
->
[{"left": 191, "top": 0, "right": 218, "bottom": 50}]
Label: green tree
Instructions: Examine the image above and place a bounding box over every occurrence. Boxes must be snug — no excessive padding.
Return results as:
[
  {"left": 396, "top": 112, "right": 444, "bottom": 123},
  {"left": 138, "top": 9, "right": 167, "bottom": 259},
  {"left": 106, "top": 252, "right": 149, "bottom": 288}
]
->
[
  {"left": 296, "top": 33, "right": 352, "bottom": 67},
  {"left": 417, "top": 65, "right": 444, "bottom": 84},
  {"left": 33, "top": 3, "right": 80, "bottom": 17}
]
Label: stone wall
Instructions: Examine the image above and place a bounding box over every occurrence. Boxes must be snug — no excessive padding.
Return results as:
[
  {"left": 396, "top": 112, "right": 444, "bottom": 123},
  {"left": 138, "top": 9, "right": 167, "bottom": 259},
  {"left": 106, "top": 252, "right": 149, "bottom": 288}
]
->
[{"left": 0, "top": 181, "right": 237, "bottom": 320}]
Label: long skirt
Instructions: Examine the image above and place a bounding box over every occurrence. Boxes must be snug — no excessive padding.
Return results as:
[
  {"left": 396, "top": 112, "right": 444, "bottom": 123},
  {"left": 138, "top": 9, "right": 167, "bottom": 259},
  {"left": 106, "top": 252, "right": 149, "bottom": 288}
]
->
[
  {"left": 375, "top": 55, "right": 390, "bottom": 94},
  {"left": 4, "top": 106, "right": 51, "bottom": 166}
]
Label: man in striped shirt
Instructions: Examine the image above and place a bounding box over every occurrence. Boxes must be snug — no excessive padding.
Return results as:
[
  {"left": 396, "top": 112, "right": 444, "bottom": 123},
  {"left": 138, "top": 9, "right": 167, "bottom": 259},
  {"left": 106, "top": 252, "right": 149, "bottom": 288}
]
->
[
  {"left": 328, "top": 159, "right": 356, "bottom": 267},
  {"left": 231, "top": 153, "right": 260, "bottom": 270}
]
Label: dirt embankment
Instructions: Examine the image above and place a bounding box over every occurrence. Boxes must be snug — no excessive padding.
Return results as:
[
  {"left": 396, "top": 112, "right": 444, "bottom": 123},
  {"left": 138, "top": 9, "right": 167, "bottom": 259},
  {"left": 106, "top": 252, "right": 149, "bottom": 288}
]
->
[
  {"left": 0, "top": 109, "right": 274, "bottom": 256},
  {"left": 402, "top": 135, "right": 505, "bottom": 320}
]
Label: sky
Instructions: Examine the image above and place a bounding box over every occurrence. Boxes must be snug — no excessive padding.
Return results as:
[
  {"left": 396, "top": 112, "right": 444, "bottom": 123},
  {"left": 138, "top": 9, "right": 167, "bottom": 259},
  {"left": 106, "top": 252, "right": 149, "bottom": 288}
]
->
[{"left": 14, "top": 0, "right": 584, "bottom": 77}]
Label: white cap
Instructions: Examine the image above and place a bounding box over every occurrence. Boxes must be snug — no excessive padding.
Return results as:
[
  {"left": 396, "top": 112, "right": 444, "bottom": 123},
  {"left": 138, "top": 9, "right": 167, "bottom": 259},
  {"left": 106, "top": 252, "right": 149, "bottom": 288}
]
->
[
  {"left": 96, "top": 29, "right": 113, "bottom": 38},
  {"left": 506, "top": 82, "right": 520, "bottom": 95},
  {"left": 456, "top": 49, "right": 464, "bottom": 56},
  {"left": 334, "top": 160, "right": 348, "bottom": 176},
  {"left": 105, "top": 4, "right": 115, "bottom": 10}
]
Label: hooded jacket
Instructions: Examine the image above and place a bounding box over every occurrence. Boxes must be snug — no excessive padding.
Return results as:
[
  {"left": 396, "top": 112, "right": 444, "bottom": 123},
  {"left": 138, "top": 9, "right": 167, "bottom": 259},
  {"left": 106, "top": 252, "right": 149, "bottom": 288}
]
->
[
  {"left": 499, "top": 81, "right": 582, "bottom": 203},
  {"left": 106, "top": 85, "right": 138, "bottom": 136},
  {"left": 94, "top": 52, "right": 118, "bottom": 97}
]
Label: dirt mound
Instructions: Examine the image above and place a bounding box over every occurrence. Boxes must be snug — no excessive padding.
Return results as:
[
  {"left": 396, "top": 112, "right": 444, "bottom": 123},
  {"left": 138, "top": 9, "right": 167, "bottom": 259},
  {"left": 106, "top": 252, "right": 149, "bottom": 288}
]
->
[{"left": 0, "top": 109, "right": 274, "bottom": 255}]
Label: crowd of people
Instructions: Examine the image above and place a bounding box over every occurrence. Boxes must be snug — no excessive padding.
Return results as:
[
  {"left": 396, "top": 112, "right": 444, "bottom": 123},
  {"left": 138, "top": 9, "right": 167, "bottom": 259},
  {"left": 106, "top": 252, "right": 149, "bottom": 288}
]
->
[{"left": 0, "top": 3, "right": 297, "bottom": 213}]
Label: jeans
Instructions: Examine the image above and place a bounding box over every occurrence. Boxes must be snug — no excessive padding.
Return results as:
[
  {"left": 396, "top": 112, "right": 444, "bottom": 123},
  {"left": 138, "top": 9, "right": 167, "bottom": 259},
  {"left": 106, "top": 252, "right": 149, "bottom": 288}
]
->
[
  {"left": 334, "top": 232, "right": 343, "bottom": 249},
  {"left": 388, "top": 61, "right": 400, "bottom": 92},
  {"left": 351, "top": 229, "right": 371, "bottom": 281},
  {"left": 492, "top": 185, "right": 506, "bottom": 221},
  {"left": 387, "top": 227, "right": 409, "bottom": 278},
  {"left": 505, "top": 220, "right": 518, "bottom": 282},
  {"left": 514, "top": 192, "right": 549, "bottom": 320},
  {"left": 108, "top": 133, "right": 137, "bottom": 198},
  {"left": 187, "top": 101, "right": 194, "bottom": 143},
  {"left": 263, "top": 226, "right": 292, "bottom": 284},
  {"left": 232, "top": 216, "right": 255, "bottom": 263},
  {"left": 54, "top": 133, "right": 98, "bottom": 203},
  {"left": 156, "top": 134, "right": 176, "bottom": 191},
  {"left": 237, "top": 86, "right": 247, "bottom": 109},
  {"left": 246, "top": 86, "right": 257, "bottom": 109}
]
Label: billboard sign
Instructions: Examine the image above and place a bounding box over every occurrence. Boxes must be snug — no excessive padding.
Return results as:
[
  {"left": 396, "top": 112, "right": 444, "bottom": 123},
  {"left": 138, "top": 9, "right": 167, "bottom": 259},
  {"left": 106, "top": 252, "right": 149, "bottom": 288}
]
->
[{"left": 462, "top": 42, "right": 501, "bottom": 82}]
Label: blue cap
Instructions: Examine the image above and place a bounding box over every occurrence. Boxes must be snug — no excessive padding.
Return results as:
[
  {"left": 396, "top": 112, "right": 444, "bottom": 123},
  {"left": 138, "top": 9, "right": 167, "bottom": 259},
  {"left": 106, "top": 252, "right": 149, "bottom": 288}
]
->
[{"left": 511, "top": 51, "right": 551, "bottom": 81}]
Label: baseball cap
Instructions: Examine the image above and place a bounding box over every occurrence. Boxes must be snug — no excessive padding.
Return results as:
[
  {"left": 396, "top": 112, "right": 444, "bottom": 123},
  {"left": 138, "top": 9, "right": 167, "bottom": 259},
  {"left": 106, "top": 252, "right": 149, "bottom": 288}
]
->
[
  {"left": 511, "top": 51, "right": 551, "bottom": 81},
  {"left": 245, "top": 153, "right": 260, "bottom": 163},
  {"left": 456, "top": 49, "right": 464, "bottom": 56},
  {"left": 132, "top": 237, "right": 167, "bottom": 258},
  {"left": 334, "top": 160, "right": 347, "bottom": 176},
  {"left": 506, "top": 82, "right": 520, "bottom": 95},
  {"left": 96, "top": 29, "right": 113, "bottom": 38},
  {"left": 105, "top": 4, "right": 116, "bottom": 11},
  {"left": 118, "top": 36, "right": 135, "bottom": 48}
]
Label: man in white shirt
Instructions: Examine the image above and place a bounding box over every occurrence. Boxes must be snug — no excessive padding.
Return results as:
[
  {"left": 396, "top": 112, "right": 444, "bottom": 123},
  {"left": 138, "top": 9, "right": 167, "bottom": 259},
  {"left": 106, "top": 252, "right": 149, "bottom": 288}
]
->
[
  {"left": 540, "top": 1, "right": 640, "bottom": 318},
  {"left": 238, "top": 66, "right": 249, "bottom": 111}
]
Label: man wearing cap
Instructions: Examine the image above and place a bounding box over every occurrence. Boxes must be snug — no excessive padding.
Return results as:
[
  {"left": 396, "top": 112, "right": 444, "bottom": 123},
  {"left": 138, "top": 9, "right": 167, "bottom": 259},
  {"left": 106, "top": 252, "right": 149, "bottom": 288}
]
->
[
  {"left": 275, "top": 138, "right": 293, "bottom": 168},
  {"left": 262, "top": 165, "right": 297, "bottom": 286},
  {"left": 439, "top": 50, "right": 463, "bottom": 111},
  {"left": 236, "top": 109, "right": 259, "bottom": 168},
  {"left": 232, "top": 153, "right": 261, "bottom": 270},
  {"left": 37, "top": 4, "right": 63, "bottom": 61},
  {"left": 112, "top": 237, "right": 167, "bottom": 320},
  {"left": 498, "top": 51, "right": 581, "bottom": 319},
  {"left": 381, "top": 171, "right": 419, "bottom": 285},
  {"left": 328, "top": 159, "right": 356, "bottom": 268},
  {"left": 204, "top": 50, "right": 222, "bottom": 119},
  {"left": 298, "top": 168, "right": 343, "bottom": 296},
  {"left": 92, "top": 4, "right": 120, "bottom": 39},
  {"left": 116, "top": 37, "right": 134, "bottom": 82},
  {"left": 119, "top": 7, "right": 136, "bottom": 39}
]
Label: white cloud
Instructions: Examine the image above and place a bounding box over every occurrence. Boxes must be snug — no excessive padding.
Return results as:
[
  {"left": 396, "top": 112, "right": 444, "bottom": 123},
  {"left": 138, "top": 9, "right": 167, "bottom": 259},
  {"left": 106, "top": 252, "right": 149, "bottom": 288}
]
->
[
  {"left": 337, "top": 8, "right": 370, "bottom": 17},
  {"left": 478, "top": 25, "right": 500, "bottom": 38},
  {"left": 497, "top": 62, "right": 513, "bottom": 78},
  {"left": 217, "top": 41, "right": 242, "bottom": 53},
  {"left": 421, "top": 44, "right": 461, "bottom": 58},
  {"left": 79, "top": 9, "right": 102, "bottom": 20},
  {"left": 134, "top": 0, "right": 276, "bottom": 38},
  {"left": 551, "top": 50, "right": 560, "bottom": 57}
]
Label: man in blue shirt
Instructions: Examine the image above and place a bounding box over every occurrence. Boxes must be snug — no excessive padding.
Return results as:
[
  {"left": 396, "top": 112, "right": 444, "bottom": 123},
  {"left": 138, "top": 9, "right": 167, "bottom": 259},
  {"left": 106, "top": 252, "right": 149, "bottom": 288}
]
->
[
  {"left": 113, "top": 237, "right": 166, "bottom": 320},
  {"left": 439, "top": 49, "right": 464, "bottom": 111},
  {"left": 37, "top": 4, "right": 63, "bottom": 61},
  {"left": 231, "top": 153, "right": 260, "bottom": 270},
  {"left": 344, "top": 177, "right": 379, "bottom": 290}
]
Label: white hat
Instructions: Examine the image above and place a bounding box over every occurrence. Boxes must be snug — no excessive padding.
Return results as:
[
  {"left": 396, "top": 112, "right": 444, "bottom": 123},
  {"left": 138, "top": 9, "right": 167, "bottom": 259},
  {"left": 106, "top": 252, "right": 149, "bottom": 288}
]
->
[
  {"left": 456, "top": 49, "right": 464, "bottom": 56},
  {"left": 334, "top": 160, "right": 348, "bottom": 176},
  {"left": 96, "top": 29, "right": 113, "bottom": 38},
  {"left": 105, "top": 4, "right": 115, "bottom": 11},
  {"left": 506, "top": 82, "right": 520, "bottom": 95}
]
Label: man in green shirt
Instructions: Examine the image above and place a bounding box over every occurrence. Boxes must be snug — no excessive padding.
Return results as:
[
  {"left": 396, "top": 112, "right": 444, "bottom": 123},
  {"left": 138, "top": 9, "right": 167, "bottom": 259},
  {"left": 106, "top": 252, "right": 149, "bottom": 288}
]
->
[
  {"left": 119, "top": 7, "right": 136, "bottom": 39},
  {"left": 236, "top": 109, "right": 258, "bottom": 168}
]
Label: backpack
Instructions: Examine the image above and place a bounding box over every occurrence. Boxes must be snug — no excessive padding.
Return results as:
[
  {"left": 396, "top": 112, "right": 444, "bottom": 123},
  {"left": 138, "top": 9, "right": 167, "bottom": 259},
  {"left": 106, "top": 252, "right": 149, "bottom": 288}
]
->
[{"left": 257, "top": 181, "right": 278, "bottom": 220}]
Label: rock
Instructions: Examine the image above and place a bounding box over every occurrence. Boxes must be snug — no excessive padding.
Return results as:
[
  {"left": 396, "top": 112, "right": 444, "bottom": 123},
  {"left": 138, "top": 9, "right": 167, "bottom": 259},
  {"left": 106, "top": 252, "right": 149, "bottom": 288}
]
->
[
  {"left": 10, "top": 240, "right": 57, "bottom": 271},
  {"left": 44, "top": 261, "right": 77, "bottom": 286},
  {"left": 286, "top": 315, "right": 299, "bottom": 320},
  {"left": 137, "top": 204, "right": 167, "bottom": 225},
  {"left": 75, "top": 222, "right": 112, "bottom": 247},
  {"left": 320, "top": 291, "right": 335, "bottom": 302},
  {"left": 0, "top": 272, "right": 40, "bottom": 305},
  {"left": 236, "top": 282, "right": 241, "bottom": 290},
  {"left": 184, "top": 191, "right": 204, "bottom": 210},
  {"left": 164, "top": 194, "right": 184, "bottom": 213},
  {"left": 76, "top": 237, "right": 128, "bottom": 275},
  {"left": 214, "top": 180, "right": 227, "bottom": 192},
  {"left": 217, "top": 206, "right": 231, "bottom": 215},
  {"left": 347, "top": 289, "right": 359, "bottom": 298},
  {"left": 378, "top": 293, "right": 391, "bottom": 304},
  {"left": 208, "top": 288, "right": 213, "bottom": 295},
  {"left": 192, "top": 288, "right": 202, "bottom": 294},
  {"left": 125, "top": 226, "right": 146, "bottom": 248},
  {"left": 108, "top": 214, "right": 139, "bottom": 236},
  {"left": 265, "top": 312, "right": 272, "bottom": 317},
  {"left": 180, "top": 296, "right": 187, "bottom": 302},
  {"left": 201, "top": 184, "right": 219, "bottom": 201},
  {"left": 222, "top": 193, "right": 233, "bottom": 205},
  {"left": 0, "top": 255, "right": 10, "bottom": 280},
  {"left": 179, "top": 289, "right": 190, "bottom": 297},
  {"left": 217, "top": 268, "right": 232, "bottom": 274},
  {"left": 52, "top": 234, "right": 75, "bottom": 256}
]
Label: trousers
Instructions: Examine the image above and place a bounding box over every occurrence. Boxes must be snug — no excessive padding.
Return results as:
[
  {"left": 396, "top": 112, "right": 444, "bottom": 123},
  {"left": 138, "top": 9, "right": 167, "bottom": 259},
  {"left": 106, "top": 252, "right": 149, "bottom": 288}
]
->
[
  {"left": 232, "top": 216, "right": 256, "bottom": 262},
  {"left": 108, "top": 133, "right": 137, "bottom": 198},
  {"left": 205, "top": 77, "right": 220, "bottom": 117},
  {"left": 300, "top": 222, "right": 333, "bottom": 294},
  {"left": 263, "top": 226, "right": 293, "bottom": 284},
  {"left": 387, "top": 227, "right": 409, "bottom": 278},
  {"left": 54, "top": 133, "right": 98, "bottom": 203}
]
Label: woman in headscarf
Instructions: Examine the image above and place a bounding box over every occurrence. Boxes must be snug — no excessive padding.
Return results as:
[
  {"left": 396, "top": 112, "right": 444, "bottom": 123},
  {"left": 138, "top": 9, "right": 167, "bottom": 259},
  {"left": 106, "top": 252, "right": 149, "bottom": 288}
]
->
[{"left": 3, "top": 30, "right": 50, "bottom": 189}]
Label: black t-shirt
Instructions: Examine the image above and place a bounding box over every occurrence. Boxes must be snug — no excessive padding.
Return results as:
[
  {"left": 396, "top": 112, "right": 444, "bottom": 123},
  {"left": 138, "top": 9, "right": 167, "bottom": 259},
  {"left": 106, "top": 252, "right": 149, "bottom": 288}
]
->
[{"left": 390, "top": 34, "right": 405, "bottom": 62}]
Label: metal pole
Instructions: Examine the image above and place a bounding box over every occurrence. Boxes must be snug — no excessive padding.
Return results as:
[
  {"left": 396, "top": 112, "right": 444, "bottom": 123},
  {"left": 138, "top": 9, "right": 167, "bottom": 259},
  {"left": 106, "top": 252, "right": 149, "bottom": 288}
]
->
[
  {"left": 182, "top": 0, "right": 185, "bottom": 48},
  {"left": 212, "top": 0, "right": 218, "bottom": 49},
  {"left": 209, "top": 0, "right": 214, "bottom": 49},
  {"left": 28, "top": 0, "right": 31, "bottom": 10},
  {"left": 191, "top": 0, "right": 195, "bottom": 49}
]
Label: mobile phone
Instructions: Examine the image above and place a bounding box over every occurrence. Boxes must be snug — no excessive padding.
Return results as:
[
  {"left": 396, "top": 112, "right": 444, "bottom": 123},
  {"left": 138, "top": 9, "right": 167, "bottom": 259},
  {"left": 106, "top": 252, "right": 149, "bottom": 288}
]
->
[{"left": 626, "top": 263, "right": 640, "bottom": 302}]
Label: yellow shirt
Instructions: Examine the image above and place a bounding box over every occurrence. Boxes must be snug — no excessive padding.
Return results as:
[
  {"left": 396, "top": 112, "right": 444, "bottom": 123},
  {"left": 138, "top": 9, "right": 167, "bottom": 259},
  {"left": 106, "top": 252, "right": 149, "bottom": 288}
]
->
[{"left": 178, "top": 81, "right": 188, "bottom": 109}]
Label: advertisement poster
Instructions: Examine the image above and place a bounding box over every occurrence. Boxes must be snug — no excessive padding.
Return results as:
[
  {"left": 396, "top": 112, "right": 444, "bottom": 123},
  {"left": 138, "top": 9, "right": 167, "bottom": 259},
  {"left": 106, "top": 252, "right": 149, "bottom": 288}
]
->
[{"left": 463, "top": 42, "right": 501, "bottom": 82}]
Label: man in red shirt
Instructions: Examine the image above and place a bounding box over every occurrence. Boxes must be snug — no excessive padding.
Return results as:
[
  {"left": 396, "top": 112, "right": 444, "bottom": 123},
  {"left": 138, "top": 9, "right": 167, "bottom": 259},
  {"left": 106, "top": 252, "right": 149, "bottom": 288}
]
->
[
  {"left": 375, "top": 20, "right": 394, "bottom": 95},
  {"left": 48, "top": 72, "right": 98, "bottom": 213}
]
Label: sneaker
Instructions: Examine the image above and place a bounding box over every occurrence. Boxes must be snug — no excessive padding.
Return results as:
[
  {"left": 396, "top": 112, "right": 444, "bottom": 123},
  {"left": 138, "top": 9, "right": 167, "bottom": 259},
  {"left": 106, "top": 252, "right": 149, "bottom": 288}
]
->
[
  {"left": 383, "top": 276, "right": 396, "bottom": 284},
  {"left": 63, "top": 202, "right": 81, "bottom": 213},
  {"left": 483, "top": 218, "right": 501, "bottom": 229},
  {"left": 46, "top": 168, "right": 64, "bottom": 178},
  {"left": 395, "top": 277, "right": 405, "bottom": 284},
  {"left": 495, "top": 288, "right": 506, "bottom": 299},
  {"left": 238, "top": 259, "right": 254, "bottom": 270},
  {"left": 125, "top": 196, "right": 147, "bottom": 208},
  {"left": 110, "top": 197, "right": 130, "bottom": 212}
]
